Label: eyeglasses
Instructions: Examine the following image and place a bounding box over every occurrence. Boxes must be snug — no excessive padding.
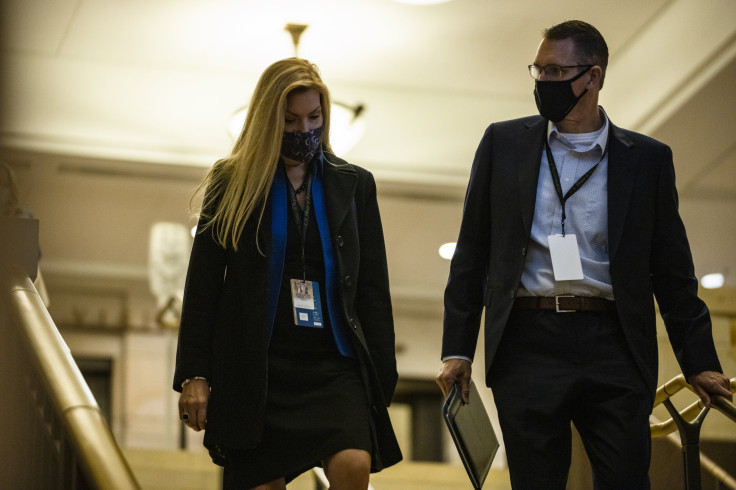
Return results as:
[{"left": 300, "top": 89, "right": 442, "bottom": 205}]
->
[{"left": 528, "top": 64, "right": 592, "bottom": 81}]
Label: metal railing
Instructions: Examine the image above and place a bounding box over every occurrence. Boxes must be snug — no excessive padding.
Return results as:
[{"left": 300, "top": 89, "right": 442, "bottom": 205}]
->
[
  {"left": 1, "top": 262, "right": 140, "bottom": 489},
  {"left": 650, "top": 374, "right": 736, "bottom": 490}
]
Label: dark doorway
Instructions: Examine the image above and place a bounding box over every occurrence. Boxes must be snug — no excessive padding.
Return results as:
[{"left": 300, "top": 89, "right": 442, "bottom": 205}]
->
[
  {"left": 75, "top": 357, "right": 113, "bottom": 425},
  {"left": 393, "top": 378, "right": 445, "bottom": 461}
]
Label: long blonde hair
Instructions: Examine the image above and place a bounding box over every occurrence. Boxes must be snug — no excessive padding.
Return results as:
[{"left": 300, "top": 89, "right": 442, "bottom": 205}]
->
[{"left": 195, "top": 58, "right": 333, "bottom": 251}]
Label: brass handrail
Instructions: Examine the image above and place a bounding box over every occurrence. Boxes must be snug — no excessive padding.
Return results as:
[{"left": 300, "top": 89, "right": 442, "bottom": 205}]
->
[
  {"left": 650, "top": 373, "right": 736, "bottom": 490},
  {"left": 657, "top": 429, "right": 736, "bottom": 490},
  {"left": 2, "top": 263, "right": 140, "bottom": 489},
  {"left": 651, "top": 374, "right": 736, "bottom": 438}
]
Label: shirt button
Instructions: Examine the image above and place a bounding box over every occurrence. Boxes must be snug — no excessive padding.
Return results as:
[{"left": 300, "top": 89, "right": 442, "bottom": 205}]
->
[
  {"left": 336, "top": 235, "right": 344, "bottom": 247},
  {"left": 344, "top": 275, "right": 353, "bottom": 288}
]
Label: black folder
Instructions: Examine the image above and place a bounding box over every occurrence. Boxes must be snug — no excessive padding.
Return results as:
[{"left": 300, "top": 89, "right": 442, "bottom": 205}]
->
[{"left": 442, "top": 380, "right": 499, "bottom": 489}]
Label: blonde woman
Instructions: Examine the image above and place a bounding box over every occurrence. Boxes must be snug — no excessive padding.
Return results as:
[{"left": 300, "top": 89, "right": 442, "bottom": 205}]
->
[{"left": 174, "top": 58, "right": 401, "bottom": 490}]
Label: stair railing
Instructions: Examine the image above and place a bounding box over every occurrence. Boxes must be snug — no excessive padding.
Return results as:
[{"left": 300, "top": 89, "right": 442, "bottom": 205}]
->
[
  {"left": 650, "top": 374, "right": 736, "bottom": 490},
  {"left": 2, "top": 252, "right": 140, "bottom": 488}
]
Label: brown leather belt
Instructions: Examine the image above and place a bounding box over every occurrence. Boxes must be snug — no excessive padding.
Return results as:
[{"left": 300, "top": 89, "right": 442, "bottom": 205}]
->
[{"left": 513, "top": 295, "right": 616, "bottom": 313}]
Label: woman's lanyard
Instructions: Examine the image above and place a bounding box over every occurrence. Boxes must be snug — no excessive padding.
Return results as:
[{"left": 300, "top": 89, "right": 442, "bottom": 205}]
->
[
  {"left": 288, "top": 169, "right": 313, "bottom": 281},
  {"left": 544, "top": 139, "right": 608, "bottom": 236}
]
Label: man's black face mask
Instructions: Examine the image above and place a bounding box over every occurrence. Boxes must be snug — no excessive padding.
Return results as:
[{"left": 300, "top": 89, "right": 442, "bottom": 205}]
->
[{"left": 533, "top": 66, "right": 592, "bottom": 122}]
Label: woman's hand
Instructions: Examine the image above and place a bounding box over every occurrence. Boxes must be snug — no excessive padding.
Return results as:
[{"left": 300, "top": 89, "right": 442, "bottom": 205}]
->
[{"left": 178, "top": 379, "right": 210, "bottom": 431}]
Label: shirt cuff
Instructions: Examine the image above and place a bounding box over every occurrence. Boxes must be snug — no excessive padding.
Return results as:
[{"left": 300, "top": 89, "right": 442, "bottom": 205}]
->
[
  {"left": 442, "top": 355, "right": 472, "bottom": 363},
  {"left": 181, "top": 376, "right": 208, "bottom": 388}
]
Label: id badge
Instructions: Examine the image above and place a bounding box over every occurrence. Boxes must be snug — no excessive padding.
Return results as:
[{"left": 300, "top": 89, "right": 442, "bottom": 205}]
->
[
  {"left": 547, "top": 234, "right": 584, "bottom": 281},
  {"left": 290, "top": 279, "right": 324, "bottom": 328}
]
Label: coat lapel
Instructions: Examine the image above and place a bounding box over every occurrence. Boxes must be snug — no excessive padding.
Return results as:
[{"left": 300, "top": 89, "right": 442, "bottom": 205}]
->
[
  {"left": 322, "top": 152, "right": 358, "bottom": 232},
  {"left": 518, "top": 118, "right": 547, "bottom": 235},
  {"left": 607, "top": 123, "right": 636, "bottom": 261}
]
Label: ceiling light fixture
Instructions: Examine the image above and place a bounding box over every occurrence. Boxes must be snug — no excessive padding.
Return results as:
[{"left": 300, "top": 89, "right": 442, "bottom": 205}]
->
[
  {"left": 439, "top": 242, "right": 456, "bottom": 260},
  {"left": 228, "top": 23, "right": 366, "bottom": 155},
  {"left": 700, "top": 272, "right": 724, "bottom": 289}
]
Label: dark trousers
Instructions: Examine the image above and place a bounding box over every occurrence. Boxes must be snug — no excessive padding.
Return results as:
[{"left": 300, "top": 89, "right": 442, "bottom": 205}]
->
[{"left": 489, "top": 309, "right": 652, "bottom": 490}]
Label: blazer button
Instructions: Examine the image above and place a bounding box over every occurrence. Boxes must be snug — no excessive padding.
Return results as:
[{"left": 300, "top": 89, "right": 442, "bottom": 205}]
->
[
  {"left": 336, "top": 235, "right": 344, "bottom": 247},
  {"left": 344, "top": 275, "right": 353, "bottom": 288},
  {"left": 349, "top": 317, "right": 357, "bottom": 329}
]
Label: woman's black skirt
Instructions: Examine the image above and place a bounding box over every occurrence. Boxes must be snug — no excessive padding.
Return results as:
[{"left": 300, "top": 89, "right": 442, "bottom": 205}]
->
[{"left": 222, "top": 349, "right": 372, "bottom": 488}]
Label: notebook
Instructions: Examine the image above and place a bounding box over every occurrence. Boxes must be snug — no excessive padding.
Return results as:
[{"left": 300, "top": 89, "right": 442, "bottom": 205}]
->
[{"left": 442, "top": 380, "right": 500, "bottom": 489}]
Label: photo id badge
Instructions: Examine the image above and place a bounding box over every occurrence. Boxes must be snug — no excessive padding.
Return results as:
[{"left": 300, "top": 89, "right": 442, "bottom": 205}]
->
[
  {"left": 547, "top": 234, "right": 584, "bottom": 281},
  {"left": 290, "top": 279, "right": 324, "bottom": 328}
]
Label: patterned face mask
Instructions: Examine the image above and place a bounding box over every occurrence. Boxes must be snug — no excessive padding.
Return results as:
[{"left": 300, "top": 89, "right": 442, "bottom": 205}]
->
[{"left": 281, "top": 126, "right": 322, "bottom": 163}]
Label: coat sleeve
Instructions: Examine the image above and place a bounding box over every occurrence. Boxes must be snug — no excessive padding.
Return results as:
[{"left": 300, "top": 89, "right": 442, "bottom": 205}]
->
[
  {"left": 441, "top": 125, "right": 494, "bottom": 360},
  {"left": 173, "top": 183, "right": 228, "bottom": 392},
  {"left": 354, "top": 171, "right": 398, "bottom": 404},
  {"left": 650, "top": 146, "right": 722, "bottom": 378}
]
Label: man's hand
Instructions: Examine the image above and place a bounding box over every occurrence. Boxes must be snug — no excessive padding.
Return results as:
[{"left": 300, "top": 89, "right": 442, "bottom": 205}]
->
[
  {"left": 178, "top": 379, "right": 210, "bottom": 431},
  {"left": 436, "top": 359, "right": 472, "bottom": 404},
  {"left": 688, "top": 371, "right": 733, "bottom": 408}
]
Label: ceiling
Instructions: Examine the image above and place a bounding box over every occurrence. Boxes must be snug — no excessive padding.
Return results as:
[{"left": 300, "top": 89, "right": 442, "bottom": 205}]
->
[{"left": 1, "top": 0, "right": 735, "bottom": 320}]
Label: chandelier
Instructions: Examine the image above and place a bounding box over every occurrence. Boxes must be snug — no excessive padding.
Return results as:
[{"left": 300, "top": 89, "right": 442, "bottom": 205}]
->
[{"left": 228, "top": 24, "right": 366, "bottom": 155}]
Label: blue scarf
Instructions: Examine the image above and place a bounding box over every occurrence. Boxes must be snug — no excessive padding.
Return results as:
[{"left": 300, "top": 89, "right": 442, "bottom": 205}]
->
[{"left": 267, "top": 155, "right": 354, "bottom": 357}]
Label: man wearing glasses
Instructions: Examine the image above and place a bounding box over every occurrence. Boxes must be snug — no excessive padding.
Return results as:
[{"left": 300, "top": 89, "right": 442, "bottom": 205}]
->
[{"left": 437, "top": 20, "right": 731, "bottom": 488}]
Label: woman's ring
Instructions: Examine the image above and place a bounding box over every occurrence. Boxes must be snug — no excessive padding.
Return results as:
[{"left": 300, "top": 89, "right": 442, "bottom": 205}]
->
[{"left": 182, "top": 413, "right": 189, "bottom": 421}]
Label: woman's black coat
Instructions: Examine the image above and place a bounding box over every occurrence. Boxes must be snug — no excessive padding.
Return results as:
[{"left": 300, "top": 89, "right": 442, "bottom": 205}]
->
[{"left": 173, "top": 152, "right": 402, "bottom": 471}]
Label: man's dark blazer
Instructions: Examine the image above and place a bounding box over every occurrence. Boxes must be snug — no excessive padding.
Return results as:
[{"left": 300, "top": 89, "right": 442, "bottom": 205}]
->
[
  {"left": 174, "top": 151, "right": 401, "bottom": 471},
  {"left": 442, "top": 114, "right": 722, "bottom": 397}
]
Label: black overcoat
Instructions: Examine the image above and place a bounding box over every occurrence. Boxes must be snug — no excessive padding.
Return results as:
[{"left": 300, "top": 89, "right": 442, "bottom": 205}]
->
[{"left": 174, "top": 151, "right": 402, "bottom": 471}]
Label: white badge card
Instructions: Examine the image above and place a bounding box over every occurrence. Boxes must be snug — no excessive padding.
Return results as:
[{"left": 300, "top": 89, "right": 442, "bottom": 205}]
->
[
  {"left": 547, "top": 234, "right": 584, "bottom": 281},
  {"left": 290, "top": 279, "right": 324, "bottom": 328}
]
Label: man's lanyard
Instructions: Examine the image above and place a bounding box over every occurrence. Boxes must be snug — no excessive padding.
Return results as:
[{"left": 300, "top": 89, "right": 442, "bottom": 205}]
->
[
  {"left": 544, "top": 138, "right": 608, "bottom": 236},
  {"left": 288, "top": 169, "right": 314, "bottom": 281}
]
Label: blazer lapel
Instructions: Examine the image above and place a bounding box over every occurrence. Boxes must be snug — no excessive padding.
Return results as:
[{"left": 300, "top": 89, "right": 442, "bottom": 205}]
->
[
  {"left": 518, "top": 118, "right": 547, "bottom": 235},
  {"left": 323, "top": 153, "right": 358, "bottom": 231},
  {"left": 607, "top": 123, "right": 636, "bottom": 261}
]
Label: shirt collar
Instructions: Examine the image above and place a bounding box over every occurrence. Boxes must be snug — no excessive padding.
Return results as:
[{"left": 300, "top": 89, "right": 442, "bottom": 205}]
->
[{"left": 547, "top": 106, "right": 610, "bottom": 154}]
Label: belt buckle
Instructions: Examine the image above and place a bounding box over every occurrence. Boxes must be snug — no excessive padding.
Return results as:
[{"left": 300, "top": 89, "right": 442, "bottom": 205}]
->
[{"left": 555, "top": 295, "right": 576, "bottom": 313}]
